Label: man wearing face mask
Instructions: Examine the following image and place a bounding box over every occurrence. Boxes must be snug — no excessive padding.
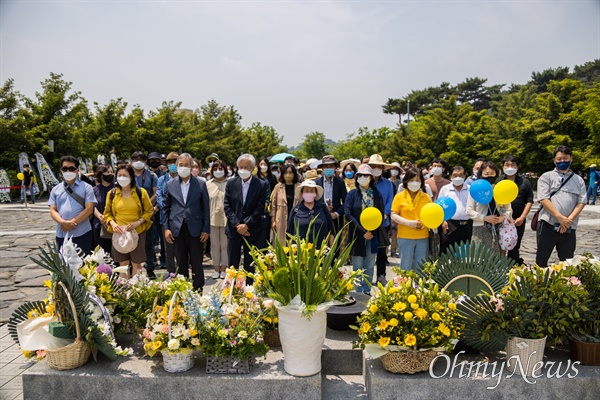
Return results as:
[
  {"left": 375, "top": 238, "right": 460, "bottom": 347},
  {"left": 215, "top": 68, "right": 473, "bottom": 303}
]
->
[
  {"left": 315, "top": 155, "right": 347, "bottom": 237},
  {"left": 130, "top": 151, "right": 159, "bottom": 278},
  {"left": 148, "top": 152, "right": 166, "bottom": 179},
  {"left": 535, "top": 145, "right": 586, "bottom": 267},
  {"left": 438, "top": 166, "right": 472, "bottom": 254},
  {"left": 156, "top": 152, "right": 179, "bottom": 274},
  {"left": 498, "top": 156, "right": 533, "bottom": 264},
  {"left": 162, "top": 153, "right": 210, "bottom": 291},
  {"left": 465, "top": 157, "right": 487, "bottom": 186},
  {"left": 48, "top": 156, "right": 97, "bottom": 255},
  {"left": 425, "top": 158, "right": 451, "bottom": 202},
  {"left": 224, "top": 154, "right": 267, "bottom": 284}
]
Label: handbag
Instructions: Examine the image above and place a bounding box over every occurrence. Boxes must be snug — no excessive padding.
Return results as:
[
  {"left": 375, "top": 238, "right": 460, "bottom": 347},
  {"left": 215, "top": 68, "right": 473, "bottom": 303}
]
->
[
  {"left": 376, "top": 226, "right": 390, "bottom": 248},
  {"left": 428, "top": 229, "right": 440, "bottom": 256},
  {"left": 498, "top": 219, "right": 518, "bottom": 251},
  {"left": 99, "top": 223, "right": 112, "bottom": 239},
  {"left": 530, "top": 172, "right": 574, "bottom": 231}
]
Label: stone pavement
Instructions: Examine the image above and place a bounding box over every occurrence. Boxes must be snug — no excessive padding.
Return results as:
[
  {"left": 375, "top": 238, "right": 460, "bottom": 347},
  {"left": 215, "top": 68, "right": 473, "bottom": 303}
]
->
[{"left": 0, "top": 199, "right": 598, "bottom": 400}]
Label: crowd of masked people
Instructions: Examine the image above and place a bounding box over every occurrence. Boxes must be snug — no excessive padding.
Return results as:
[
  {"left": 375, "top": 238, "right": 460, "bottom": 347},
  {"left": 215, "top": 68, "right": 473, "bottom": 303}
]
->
[{"left": 47, "top": 144, "right": 588, "bottom": 294}]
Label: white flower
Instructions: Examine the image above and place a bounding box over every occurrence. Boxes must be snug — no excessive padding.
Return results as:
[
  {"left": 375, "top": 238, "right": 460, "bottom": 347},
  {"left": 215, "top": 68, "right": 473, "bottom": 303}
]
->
[
  {"left": 168, "top": 339, "right": 180, "bottom": 350},
  {"left": 191, "top": 338, "right": 200, "bottom": 347},
  {"left": 221, "top": 303, "right": 237, "bottom": 316},
  {"left": 338, "top": 265, "right": 353, "bottom": 280}
]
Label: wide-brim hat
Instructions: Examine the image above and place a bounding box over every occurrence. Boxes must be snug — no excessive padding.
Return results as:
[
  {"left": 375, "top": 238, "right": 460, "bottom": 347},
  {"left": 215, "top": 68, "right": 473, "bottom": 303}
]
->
[
  {"left": 295, "top": 179, "right": 324, "bottom": 200},
  {"left": 367, "top": 154, "right": 394, "bottom": 170},
  {"left": 112, "top": 229, "right": 139, "bottom": 254},
  {"left": 205, "top": 153, "right": 219, "bottom": 163},
  {"left": 166, "top": 152, "right": 179, "bottom": 162},
  {"left": 305, "top": 158, "right": 319, "bottom": 169},
  {"left": 340, "top": 159, "right": 361, "bottom": 170},
  {"left": 591, "top": 164, "right": 598, "bottom": 168},
  {"left": 319, "top": 155, "right": 339, "bottom": 167},
  {"left": 389, "top": 162, "right": 402, "bottom": 170},
  {"left": 304, "top": 170, "right": 319, "bottom": 180},
  {"left": 356, "top": 164, "right": 373, "bottom": 176}
]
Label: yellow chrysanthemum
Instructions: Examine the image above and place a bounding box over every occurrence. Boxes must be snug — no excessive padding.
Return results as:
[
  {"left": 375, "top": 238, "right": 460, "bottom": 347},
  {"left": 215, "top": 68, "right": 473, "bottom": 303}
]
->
[
  {"left": 392, "top": 302, "right": 406, "bottom": 311},
  {"left": 245, "top": 291, "right": 254, "bottom": 299},
  {"left": 45, "top": 303, "right": 55, "bottom": 314},
  {"left": 407, "top": 294, "right": 417, "bottom": 304},
  {"left": 448, "top": 302, "right": 457, "bottom": 311},
  {"left": 378, "top": 336, "right": 391, "bottom": 348},
  {"left": 411, "top": 303, "right": 419, "bottom": 310},
  {"left": 404, "top": 312, "right": 413, "bottom": 321},
  {"left": 378, "top": 320, "right": 389, "bottom": 330},
  {"left": 404, "top": 334, "right": 417, "bottom": 347},
  {"left": 222, "top": 287, "right": 231, "bottom": 297},
  {"left": 361, "top": 322, "right": 371, "bottom": 334},
  {"left": 189, "top": 328, "right": 198, "bottom": 337},
  {"left": 438, "top": 323, "right": 451, "bottom": 337},
  {"left": 431, "top": 312, "right": 441, "bottom": 321},
  {"left": 415, "top": 308, "right": 427, "bottom": 320},
  {"left": 388, "top": 287, "right": 400, "bottom": 294},
  {"left": 389, "top": 318, "right": 399, "bottom": 327},
  {"left": 369, "top": 304, "right": 379, "bottom": 314}
]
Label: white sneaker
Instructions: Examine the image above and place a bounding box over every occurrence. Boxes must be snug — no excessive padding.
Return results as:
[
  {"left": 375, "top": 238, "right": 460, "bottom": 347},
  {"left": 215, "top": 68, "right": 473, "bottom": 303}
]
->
[
  {"left": 219, "top": 271, "right": 226, "bottom": 279},
  {"left": 210, "top": 271, "right": 220, "bottom": 279}
]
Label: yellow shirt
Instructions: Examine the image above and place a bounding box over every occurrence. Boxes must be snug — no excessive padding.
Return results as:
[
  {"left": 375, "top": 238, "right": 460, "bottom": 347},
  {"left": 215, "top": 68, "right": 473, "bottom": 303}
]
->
[
  {"left": 103, "top": 188, "right": 154, "bottom": 234},
  {"left": 391, "top": 190, "right": 431, "bottom": 239},
  {"left": 113, "top": 196, "right": 139, "bottom": 227}
]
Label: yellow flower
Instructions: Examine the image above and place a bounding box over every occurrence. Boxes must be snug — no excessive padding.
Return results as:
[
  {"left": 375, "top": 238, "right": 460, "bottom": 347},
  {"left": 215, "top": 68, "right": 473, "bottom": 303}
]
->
[
  {"left": 438, "top": 323, "right": 451, "bottom": 337},
  {"left": 392, "top": 302, "right": 406, "bottom": 311},
  {"left": 410, "top": 303, "right": 419, "bottom": 310},
  {"left": 389, "top": 318, "right": 399, "bottom": 327},
  {"left": 189, "top": 328, "right": 198, "bottom": 337},
  {"left": 226, "top": 268, "right": 237, "bottom": 279},
  {"left": 361, "top": 322, "right": 371, "bottom": 333},
  {"left": 407, "top": 294, "right": 417, "bottom": 304},
  {"left": 415, "top": 308, "right": 427, "bottom": 320},
  {"left": 245, "top": 291, "right": 254, "bottom": 299},
  {"left": 404, "top": 333, "right": 417, "bottom": 347},
  {"left": 307, "top": 242, "right": 314, "bottom": 250},
  {"left": 222, "top": 287, "right": 231, "bottom": 297},
  {"left": 378, "top": 336, "right": 391, "bottom": 348},
  {"left": 237, "top": 271, "right": 246, "bottom": 280},
  {"left": 345, "top": 282, "right": 354, "bottom": 291},
  {"left": 152, "top": 341, "right": 162, "bottom": 350},
  {"left": 273, "top": 317, "right": 278, "bottom": 324},
  {"left": 43, "top": 279, "right": 53, "bottom": 289},
  {"left": 369, "top": 304, "right": 379, "bottom": 314},
  {"left": 45, "top": 303, "right": 55, "bottom": 314},
  {"left": 432, "top": 312, "right": 441, "bottom": 321},
  {"left": 448, "top": 302, "right": 457, "bottom": 311},
  {"left": 282, "top": 246, "right": 290, "bottom": 254},
  {"left": 378, "top": 320, "right": 389, "bottom": 330},
  {"left": 404, "top": 312, "right": 413, "bottom": 321},
  {"left": 388, "top": 287, "right": 400, "bottom": 294},
  {"left": 255, "top": 275, "right": 264, "bottom": 285}
]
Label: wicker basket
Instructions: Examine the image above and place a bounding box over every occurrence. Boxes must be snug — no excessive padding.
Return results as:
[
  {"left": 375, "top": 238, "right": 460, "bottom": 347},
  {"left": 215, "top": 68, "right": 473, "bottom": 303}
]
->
[
  {"left": 263, "top": 329, "right": 281, "bottom": 347},
  {"left": 161, "top": 292, "right": 194, "bottom": 373},
  {"left": 569, "top": 338, "right": 600, "bottom": 366},
  {"left": 505, "top": 336, "right": 546, "bottom": 376},
  {"left": 46, "top": 281, "right": 91, "bottom": 370},
  {"left": 206, "top": 355, "right": 252, "bottom": 374},
  {"left": 379, "top": 350, "right": 438, "bottom": 374}
]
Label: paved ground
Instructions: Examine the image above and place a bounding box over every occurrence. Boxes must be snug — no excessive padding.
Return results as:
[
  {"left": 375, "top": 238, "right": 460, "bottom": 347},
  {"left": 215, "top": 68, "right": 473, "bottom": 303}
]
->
[{"left": 0, "top": 198, "right": 598, "bottom": 400}]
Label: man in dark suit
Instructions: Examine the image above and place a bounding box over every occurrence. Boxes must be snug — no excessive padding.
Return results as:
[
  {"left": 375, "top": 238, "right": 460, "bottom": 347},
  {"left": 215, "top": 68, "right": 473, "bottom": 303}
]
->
[
  {"left": 224, "top": 154, "right": 267, "bottom": 283},
  {"left": 315, "top": 155, "right": 348, "bottom": 235},
  {"left": 162, "top": 153, "right": 210, "bottom": 291}
]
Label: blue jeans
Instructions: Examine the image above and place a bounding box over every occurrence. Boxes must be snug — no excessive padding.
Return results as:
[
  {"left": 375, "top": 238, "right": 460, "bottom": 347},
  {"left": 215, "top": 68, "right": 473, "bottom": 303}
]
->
[
  {"left": 398, "top": 238, "right": 429, "bottom": 271},
  {"left": 20, "top": 185, "right": 35, "bottom": 203},
  {"left": 352, "top": 241, "right": 377, "bottom": 294},
  {"left": 587, "top": 185, "right": 597, "bottom": 204}
]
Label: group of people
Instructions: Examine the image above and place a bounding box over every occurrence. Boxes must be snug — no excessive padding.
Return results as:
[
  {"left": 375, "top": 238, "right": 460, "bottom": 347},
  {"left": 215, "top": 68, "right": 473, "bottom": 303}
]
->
[{"left": 46, "top": 144, "right": 589, "bottom": 294}]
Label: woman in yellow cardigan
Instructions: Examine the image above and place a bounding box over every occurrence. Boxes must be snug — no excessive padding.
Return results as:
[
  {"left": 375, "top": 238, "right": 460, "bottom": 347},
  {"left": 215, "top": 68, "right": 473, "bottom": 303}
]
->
[
  {"left": 391, "top": 167, "right": 431, "bottom": 271},
  {"left": 104, "top": 164, "right": 153, "bottom": 277}
]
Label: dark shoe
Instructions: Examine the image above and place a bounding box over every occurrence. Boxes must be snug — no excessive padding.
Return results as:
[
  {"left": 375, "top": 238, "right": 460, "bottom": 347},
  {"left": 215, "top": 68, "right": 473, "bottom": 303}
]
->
[{"left": 147, "top": 271, "right": 157, "bottom": 280}]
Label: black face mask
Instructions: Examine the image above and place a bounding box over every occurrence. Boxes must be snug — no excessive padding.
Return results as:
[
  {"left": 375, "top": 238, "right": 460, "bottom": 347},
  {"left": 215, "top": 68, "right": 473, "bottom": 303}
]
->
[
  {"left": 103, "top": 174, "right": 114, "bottom": 183},
  {"left": 483, "top": 176, "right": 497, "bottom": 185},
  {"left": 148, "top": 161, "right": 161, "bottom": 169}
]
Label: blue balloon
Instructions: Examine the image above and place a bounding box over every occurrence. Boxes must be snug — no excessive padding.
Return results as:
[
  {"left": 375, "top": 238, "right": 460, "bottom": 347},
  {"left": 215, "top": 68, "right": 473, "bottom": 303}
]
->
[
  {"left": 435, "top": 196, "right": 457, "bottom": 221},
  {"left": 469, "top": 179, "right": 494, "bottom": 204}
]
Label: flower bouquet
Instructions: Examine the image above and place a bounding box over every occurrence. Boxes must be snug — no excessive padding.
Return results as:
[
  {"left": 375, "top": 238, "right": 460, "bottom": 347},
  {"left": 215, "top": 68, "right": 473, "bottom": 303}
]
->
[
  {"left": 353, "top": 271, "right": 462, "bottom": 374},
  {"left": 260, "top": 298, "right": 281, "bottom": 347},
  {"left": 184, "top": 268, "right": 268, "bottom": 373}
]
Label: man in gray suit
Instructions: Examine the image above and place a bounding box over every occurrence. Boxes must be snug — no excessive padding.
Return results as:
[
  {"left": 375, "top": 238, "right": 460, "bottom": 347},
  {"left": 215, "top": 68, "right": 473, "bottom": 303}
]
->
[{"left": 162, "top": 153, "right": 210, "bottom": 291}]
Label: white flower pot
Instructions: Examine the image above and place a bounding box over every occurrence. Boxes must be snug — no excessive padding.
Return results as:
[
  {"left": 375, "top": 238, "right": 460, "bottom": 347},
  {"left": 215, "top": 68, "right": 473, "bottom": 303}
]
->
[
  {"left": 505, "top": 336, "right": 546, "bottom": 376},
  {"left": 277, "top": 306, "right": 329, "bottom": 376}
]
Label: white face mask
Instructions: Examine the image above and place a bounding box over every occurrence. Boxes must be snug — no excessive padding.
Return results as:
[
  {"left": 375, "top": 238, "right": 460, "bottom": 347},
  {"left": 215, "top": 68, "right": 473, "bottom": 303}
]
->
[
  {"left": 357, "top": 176, "right": 371, "bottom": 187},
  {"left": 132, "top": 161, "right": 145, "bottom": 170},
  {"left": 62, "top": 171, "right": 77, "bottom": 181},
  {"left": 431, "top": 167, "right": 443, "bottom": 176},
  {"left": 371, "top": 168, "right": 382, "bottom": 177},
  {"left": 452, "top": 177, "right": 465, "bottom": 187},
  {"left": 423, "top": 174, "right": 430, "bottom": 180},
  {"left": 272, "top": 171, "right": 280, "bottom": 180},
  {"left": 238, "top": 169, "right": 251, "bottom": 180},
  {"left": 117, "top": 176, "right": 131, "bottom": 187},
  {"left": 390, "top": 170, "right": 399, "bottom": 177},
  {"left": 407, "top": 181, "right": 421, "bottom": 192},
  {"left": 260, "top": 165, "right": 268, "bottom": 172},
  {"left": 227, "top": 170, "right": 233, "bottom": 177},
  {"left": 503, "top": 168, "right": 517, "bottom": 176},
  {"left": 177, "top": 166, "right": 191, "bottom": 178},
  {"left": 213, "top": 169, "right": 225, "bottom": 179}
]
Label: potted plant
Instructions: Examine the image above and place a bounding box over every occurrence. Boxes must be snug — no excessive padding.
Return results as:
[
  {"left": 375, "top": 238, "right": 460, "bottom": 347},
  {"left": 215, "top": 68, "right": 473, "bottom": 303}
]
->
[
  {"left": 458, "top": 263, "right": 589, "bottom": 376},
  {"left": 248, "top": 226, "right": 361, "bottom": 376},
  {"left": 353, "top": 271, "right": 462, "bottom": 374},
  {"left": 184, "top": 268, "right": 268, "bottom": 374}
]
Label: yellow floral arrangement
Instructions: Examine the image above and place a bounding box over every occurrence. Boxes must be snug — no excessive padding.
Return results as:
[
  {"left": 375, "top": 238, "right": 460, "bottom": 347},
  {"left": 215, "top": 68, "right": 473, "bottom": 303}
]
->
[{"left": 353, "top": 271, "right": 462, "bottom": 353}]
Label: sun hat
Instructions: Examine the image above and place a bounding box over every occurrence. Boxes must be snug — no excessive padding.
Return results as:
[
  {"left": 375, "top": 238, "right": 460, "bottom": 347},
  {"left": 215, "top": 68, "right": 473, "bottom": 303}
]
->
[
  {"left": 295, "top": 179, "right": 324, "bottom": 200},
  {"left": 304, "top": 170, "right": 320, "bottom": 180},
  {"left": 305, "top": 158, "right": 319, "bottom": 169},
  {"left": 112, "top": 229, "right": 139, "bottom": 254},
  {"left": 205, "top": 153, "right": 219, "bottom": 164},
  {"left": 356, "top": 164, "right": 373, "bottom": 176},
  {"left": 165, "top": 152, "right": 179, "bottom": 162},
  {"left": 367, "top": 154, "right": 394, "bottom": 170},
  {"left": 318, "top": 155, "right": 339, "bottom": 167},
  {"left": 340, "top": 159, "right": 361, "bottom": 170}
]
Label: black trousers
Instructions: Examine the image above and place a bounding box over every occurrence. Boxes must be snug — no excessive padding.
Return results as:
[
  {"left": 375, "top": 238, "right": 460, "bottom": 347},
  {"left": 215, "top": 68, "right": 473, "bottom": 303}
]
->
[
  {"left": 507, "top": 220, "right": 526, "bottom": 264},
  {"left": 56, "top": 230, "right": 93, "bottom": 256},
  {"left": 440, "top": 219, "right": 473, "bottom": 255},
  {"left": 376, "top": 226, "right": 390, "bottom": 278},
  {"left": 144, "top": 218, "right": 156, "bottom": 272},
  {"left": 92, "top": 226, "right": 112, "bottom": 255},
  {"left": 535, "top": 220, "right": 577, "bottom": 267},
  {"left": 227, "top": 232, "right": 258, "bottom": 284},
  {"left": 174, "top": 222, "right": 205, "bottom": 290}
]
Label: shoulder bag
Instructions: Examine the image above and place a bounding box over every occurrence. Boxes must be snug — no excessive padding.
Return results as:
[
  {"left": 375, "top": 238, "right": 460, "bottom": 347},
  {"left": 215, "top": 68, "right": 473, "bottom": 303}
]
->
[{"left": 530, "top": 172, "right": 574, "bottom": 231}]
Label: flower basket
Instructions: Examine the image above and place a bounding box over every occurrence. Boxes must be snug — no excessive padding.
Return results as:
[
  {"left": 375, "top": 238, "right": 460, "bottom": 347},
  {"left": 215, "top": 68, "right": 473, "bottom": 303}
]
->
[
  {"left": 505, "top": 336, "right": 546, "bottom": 376},
  {"left": 379, "top": 350, "right": 438, "bottom": 374},
  {"left": 46, "top": 282, "right": 91, "bottom": 370},
  {"left": 206, "top": 354, "right": 252, "bottom": 374},
  {"left": 263, "top": 329, "right": 281, "bottom": 347},
  {"left": 569, "top": 338, "right": 600, "bottom": 366},
  {"left": 162, "top": 349, "right": 194, "bottom": 373}
]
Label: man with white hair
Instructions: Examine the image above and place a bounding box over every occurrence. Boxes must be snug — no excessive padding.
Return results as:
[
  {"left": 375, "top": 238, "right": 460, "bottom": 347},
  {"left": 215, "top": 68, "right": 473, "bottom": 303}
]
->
[{"left": 224, "top": 154, "right": 267, "bottom": 283}]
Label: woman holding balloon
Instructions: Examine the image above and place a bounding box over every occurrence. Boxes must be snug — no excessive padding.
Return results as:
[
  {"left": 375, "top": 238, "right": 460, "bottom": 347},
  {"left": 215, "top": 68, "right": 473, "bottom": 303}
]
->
[
  {"left": 466, "top": 161, "right": 513, "bottom": 255},
  {"left": 390, "top": 167, "right": 432, "bottom": 271},
  {"left": 344, "top": 164, "right": 385, "bottom": 294}
]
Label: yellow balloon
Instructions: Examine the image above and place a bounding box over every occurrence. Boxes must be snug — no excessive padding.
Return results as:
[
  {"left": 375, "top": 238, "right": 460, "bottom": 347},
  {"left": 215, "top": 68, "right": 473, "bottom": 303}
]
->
[
  {"left": 494, "top": 180, "right": 519, "bottom": 204},
  {"left": 420, "top": 203, "right": 444, "bottom": 229},
  {"left": 360, "top": 207, "right": 383, "bottom": 231},
  {"left": 17, "top": 172, "right": 24, "bottom": 180}
]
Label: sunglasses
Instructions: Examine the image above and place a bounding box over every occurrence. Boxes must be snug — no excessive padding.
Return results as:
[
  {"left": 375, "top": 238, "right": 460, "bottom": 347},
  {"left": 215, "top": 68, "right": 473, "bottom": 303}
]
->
[{"left": 61, "top": 166, "right": 78, "bottom": 172}]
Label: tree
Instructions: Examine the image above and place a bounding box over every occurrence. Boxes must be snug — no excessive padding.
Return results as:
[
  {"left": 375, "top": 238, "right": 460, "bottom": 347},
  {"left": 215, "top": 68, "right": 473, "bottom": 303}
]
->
[
  {"left": 529, "top": 66, "right": 570, "bottom": 93},
  {"left": 239, "top": 123, "right": 287, "bottom": 161},
  {"left": 296, "top": 131, "right": 328, "bottom": 160},
  {"left": 0, "top": 79, "right": 33, "bottom": 168}
]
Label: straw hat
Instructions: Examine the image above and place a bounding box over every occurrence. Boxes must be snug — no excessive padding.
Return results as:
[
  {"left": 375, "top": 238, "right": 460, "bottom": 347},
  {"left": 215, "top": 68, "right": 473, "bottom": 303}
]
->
[
  {"left": 304, "top": 170, "right": 320, "bottom": 180},
  {"left": 295, "top": 179, "right": 324, "bottom": 200},
  {"left": 340, "top": 159, "right": 361, "bottom": 170},
  {"left": 367, "top": 154, "right": 394, "bottom": 170}
]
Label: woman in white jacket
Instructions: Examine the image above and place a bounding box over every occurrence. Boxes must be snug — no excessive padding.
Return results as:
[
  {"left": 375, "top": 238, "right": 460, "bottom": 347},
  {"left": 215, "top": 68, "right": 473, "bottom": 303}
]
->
[{"left": 466, "top": 161, "right": 512, "bottom": 255}]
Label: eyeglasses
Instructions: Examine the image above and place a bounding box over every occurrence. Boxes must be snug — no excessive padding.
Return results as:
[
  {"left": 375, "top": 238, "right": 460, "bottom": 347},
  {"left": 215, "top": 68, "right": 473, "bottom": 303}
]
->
[{"left": 61, "top": 166, "right": 77, "bottom": 172}]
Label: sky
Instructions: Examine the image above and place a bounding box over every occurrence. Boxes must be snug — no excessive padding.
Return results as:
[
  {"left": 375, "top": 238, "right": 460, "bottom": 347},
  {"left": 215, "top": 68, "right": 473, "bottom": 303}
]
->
[{"left": 1, "top": 0, "right": 599, "bottom": 147}]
